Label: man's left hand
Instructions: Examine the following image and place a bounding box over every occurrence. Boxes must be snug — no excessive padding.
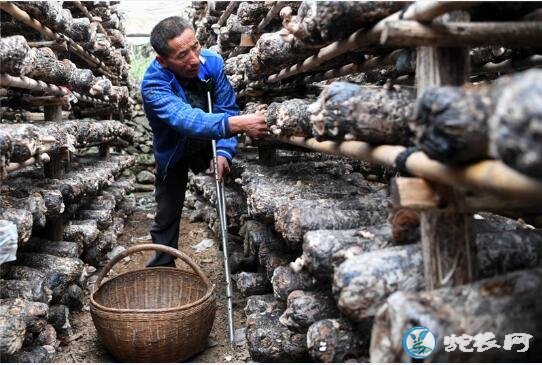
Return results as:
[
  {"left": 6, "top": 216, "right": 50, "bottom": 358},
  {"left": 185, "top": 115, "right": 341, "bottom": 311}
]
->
[{"left": 209, "top": 156, "right": 231, "bottom": 182}]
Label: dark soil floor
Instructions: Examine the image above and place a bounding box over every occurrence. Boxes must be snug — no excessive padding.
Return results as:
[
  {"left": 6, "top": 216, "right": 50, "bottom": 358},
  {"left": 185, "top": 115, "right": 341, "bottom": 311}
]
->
[{"left": 52, "top": 191, "right": 251, "bottom": 363}]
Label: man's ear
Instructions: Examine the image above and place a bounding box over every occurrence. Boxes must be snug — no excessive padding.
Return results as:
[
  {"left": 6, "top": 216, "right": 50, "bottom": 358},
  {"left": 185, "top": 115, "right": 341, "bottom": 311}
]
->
[{"left": 156, "top": 55, "right": 167, "bottom": 67}]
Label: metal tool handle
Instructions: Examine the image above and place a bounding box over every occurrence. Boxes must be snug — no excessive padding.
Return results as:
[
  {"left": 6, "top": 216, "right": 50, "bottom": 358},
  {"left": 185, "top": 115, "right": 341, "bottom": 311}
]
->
[{"left": 207, "top": 87, "right": 235, "bottom": 347}]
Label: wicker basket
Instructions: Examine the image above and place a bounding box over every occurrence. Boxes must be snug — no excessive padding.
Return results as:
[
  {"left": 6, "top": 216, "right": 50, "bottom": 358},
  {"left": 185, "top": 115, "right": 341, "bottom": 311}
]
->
[{"left": 90, "top": 244, "right": 216, "bottom": 362}]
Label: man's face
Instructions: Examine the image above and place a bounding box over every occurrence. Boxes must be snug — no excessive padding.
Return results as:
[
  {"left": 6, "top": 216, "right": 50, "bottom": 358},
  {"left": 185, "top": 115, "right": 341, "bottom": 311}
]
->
[{"left": 157, "top": 28, "right": 201, "bottom": 79}]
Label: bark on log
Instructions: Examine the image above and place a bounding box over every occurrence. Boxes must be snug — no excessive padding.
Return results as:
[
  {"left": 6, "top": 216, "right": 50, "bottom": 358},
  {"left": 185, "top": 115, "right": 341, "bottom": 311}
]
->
[
  {"left": 21, "top": 237, "right": 83, "bottom": 258},
  {"left": 0, "top": 35, "right": 34, "bottom": 76},
  {"left": 106, "top": 28, "right": 126, "bottom": 48},
  {"left": 1, "top": 264, "right": 68, "bottom": 306},
  {"left": 83, "top": 216, "right": 124, "bottom": 267},
  {"left": 292, "top": 1, "right": 405, "bottom": 45},
  {"left": 370, "top": 268, "right": 542, "bottom": 362},
  {"left": 36, "top": 324, "right": 57, "bottom": 346},
  {"left": 241, "top": 160, "right": 380, "bottom": 221},
  {"left": 489, "top": 69, "right": 542, "bottom": 178},
  {"left": 0, "top": 345, "right": 52, "bottom": 363},
  {"left": 414, "top": 85, "right": 492, "bottom": 164},
  {"left": 258, "top": 238, "right": 298, "bottom": 281},
  {"left": 15, "top": 252, "right": 84, "bottom": 284},
  {"left": 241, "top": 220, "right": 275, "bottom": 257},
  {"left": 280, "top": 290, "right": 339, "bottom": 333},
  {"left": 0, "top": 208, "right": 33, "bottom": 244},
  {"left": 301, "top": 224, "right": 394, "bottom": 281},
  {"left": 237, "top": 1, "right": 272, "bottom": 25},
  {"left": 414, "top": 69, "right": 542, "bottom": 171},
  {"left": 0, "top": 121, "right": 134, "bottom": 165},
  {"left": 249, "top": 30, "right": 314, "bottom": 75},
  {"left": 0, "top": 298, "right": 49, "bottom": 335},
  {"left": 0, "top": 193, "right": 47, "bottom": 229},
  {"left": 334, "top": 229, "right": 542, "bottom": 322},
  {"left": 274, "top": 193, "right": 389, "bottom": 244},
  {"left": 267, "top": 99, "right": 313, "bottom": 137},
  {"left": 246, "top": 300, "right": 309, "bottom": 361},
  {"left": 233, "top": 271, "right": 272, "bottom": 297},
  {"left": 229, "top": 249, "right": 257, "bottom": 274},
  {"left": 47, "top": 304, "right": 71, "bottom": 337},
  {"left": 311, "top": 81, "right": 414, "bottom": 144},
  {"left": 61, "top": 284, "right": 85, "bottom": 309},
  {"left": 76, "top": 209, "right": 112, "bottom": 230},
  {"left": 81, "top": 195, "right": 116, "bottom": 211},
  {"left": 63, "top": 220, "right": 99, "bottom": 248},
  {"left": 0, "top": 279, "right": 51, "bottom": 303},
  {"left": 307, "top": 318, "right": 366, "bottom": 362},
  {"left": 245, "top": 294, "right": 286, "bottom": 317},
  {"left": 271, "top": 265, "right": 317, "bottom": 301},
  {"left": 0, "top": 313, "right": 25, "bottom": 356}
]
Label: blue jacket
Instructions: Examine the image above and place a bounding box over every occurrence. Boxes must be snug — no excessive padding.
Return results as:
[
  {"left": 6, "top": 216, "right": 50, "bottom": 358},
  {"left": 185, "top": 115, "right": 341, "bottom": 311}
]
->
[{"left": 141, "top": 48, "right": 239, "bottom": 177}]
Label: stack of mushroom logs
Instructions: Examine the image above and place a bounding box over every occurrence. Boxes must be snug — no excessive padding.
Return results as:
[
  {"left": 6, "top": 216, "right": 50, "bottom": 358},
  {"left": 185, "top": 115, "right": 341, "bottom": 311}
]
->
[
  {"left": 187, "top": 1, "right": 542, "bottom": 362},
  {"left": 0, "top": 1, "right": 137, "bottom": 361},
  {"left": 1, "top": 1, "right": 135, "bottom": 121}
]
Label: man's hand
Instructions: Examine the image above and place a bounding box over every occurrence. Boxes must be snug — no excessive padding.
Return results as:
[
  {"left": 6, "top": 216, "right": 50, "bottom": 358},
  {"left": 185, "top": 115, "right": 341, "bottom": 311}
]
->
[
  {"left": 209, "top": 156, "right": 231, "bottom": 182},
  {"left": 228, "top": 112, "right": 268, "bottom": 139}
]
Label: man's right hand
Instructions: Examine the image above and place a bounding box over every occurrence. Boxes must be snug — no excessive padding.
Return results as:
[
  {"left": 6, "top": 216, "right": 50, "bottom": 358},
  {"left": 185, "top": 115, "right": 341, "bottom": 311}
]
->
[{"left": 228, "top": 112, "right": 268, "bottom": 139}]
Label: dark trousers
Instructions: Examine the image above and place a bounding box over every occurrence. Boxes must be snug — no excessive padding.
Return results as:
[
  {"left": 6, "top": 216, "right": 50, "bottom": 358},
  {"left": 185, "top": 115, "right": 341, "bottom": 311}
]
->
[{"left": 147, "top": 144, "right": 212, "bottom": 267}]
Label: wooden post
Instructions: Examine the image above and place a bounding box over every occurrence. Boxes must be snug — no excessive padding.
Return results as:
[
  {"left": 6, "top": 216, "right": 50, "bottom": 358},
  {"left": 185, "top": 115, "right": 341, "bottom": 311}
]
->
[
  {"left": 415, "top": 11, "right": 478, "bottom": 290},
  {"left": 43, "top": 104, "right": 65, "bottom": 241},
  {"left": 99, "top": 144, "right": 110, "bottom": 159}
]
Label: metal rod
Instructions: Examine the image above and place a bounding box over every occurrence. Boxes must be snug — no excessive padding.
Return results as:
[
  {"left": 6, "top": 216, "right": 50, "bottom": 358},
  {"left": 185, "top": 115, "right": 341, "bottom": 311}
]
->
[
  {"left": 267, "top": 1, "right": 479, "bottom": 83},
  {"left": 275, "top": 136, "right": 542, "bottom": 202},
  {"left": 207, "top": 90, "right": 235, "bottom": 347}
]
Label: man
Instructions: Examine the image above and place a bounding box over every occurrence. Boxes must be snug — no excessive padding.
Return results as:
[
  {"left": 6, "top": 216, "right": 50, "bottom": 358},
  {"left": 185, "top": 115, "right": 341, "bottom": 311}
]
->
[{"left": 141, "top": 16, "right": 267, "bottom": 267}]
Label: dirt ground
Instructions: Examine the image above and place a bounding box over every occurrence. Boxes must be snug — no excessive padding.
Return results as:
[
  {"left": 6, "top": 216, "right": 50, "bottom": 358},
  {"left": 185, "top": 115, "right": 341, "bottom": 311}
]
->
[{"left": 52, "top": 191, "right": 251, "bottom": 363}]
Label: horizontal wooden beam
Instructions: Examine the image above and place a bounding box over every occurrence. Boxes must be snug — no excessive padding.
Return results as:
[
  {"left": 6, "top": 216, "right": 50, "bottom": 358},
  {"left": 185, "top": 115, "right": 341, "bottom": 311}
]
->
[{"left": 381, "top": 21, "right": 542, "bottom": 47}]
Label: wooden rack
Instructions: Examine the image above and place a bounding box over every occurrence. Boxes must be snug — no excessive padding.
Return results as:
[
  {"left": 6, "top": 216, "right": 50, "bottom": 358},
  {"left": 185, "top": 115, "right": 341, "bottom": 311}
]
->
[{"left": 244, "top": 0, "right": 542, "bottom": 290}]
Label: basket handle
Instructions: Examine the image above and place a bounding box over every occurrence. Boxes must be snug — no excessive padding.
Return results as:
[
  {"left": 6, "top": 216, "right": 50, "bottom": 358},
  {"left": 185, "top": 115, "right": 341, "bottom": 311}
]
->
[{"left": 94, "top": 244, "right": 212, "bottom": 290}]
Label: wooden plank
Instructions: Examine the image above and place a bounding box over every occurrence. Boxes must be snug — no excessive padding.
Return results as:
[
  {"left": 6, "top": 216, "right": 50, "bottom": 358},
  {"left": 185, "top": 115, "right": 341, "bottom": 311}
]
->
[{"left": 391, "top": 177, "right": 542, "bottom": 214}]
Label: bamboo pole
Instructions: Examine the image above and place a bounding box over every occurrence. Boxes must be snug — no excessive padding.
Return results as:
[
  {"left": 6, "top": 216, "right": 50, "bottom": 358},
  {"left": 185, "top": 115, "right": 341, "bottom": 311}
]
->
[
  {"left": 0, "top": 74, "right": 68, "bottom": 96},
  {"left": 275, "top": 136, "right": 542, "bottom": 202},
  {"left": 0, "top": 74, "right": 109, "bottom": 105},
  {"left": 267, "top": 1, "right": 480, "bottom": 83},
  {"left": 256, "top": 1, "right": 288, "bottom": 33},
  {"left": 215, "top": 1, "right": 238, "bottom": 28}
]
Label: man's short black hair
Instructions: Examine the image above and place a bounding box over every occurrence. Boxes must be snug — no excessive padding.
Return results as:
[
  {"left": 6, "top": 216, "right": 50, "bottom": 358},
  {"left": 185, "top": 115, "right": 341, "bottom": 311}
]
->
[{"left": 150, "top": 16, "right": 194, "bottom": 57}]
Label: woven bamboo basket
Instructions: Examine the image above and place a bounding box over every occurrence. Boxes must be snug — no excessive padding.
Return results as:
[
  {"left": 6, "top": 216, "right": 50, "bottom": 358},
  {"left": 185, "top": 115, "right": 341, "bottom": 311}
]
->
[{"left": 90, "top": 244, "right": 216, "bottom": 362}]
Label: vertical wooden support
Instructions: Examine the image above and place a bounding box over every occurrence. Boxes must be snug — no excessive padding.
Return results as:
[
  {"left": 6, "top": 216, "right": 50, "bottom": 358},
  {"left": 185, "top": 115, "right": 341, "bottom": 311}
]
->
[
  {"left": 99, "top": 143, "right": 110, "bottom": 159},
  {"left": 43, "top": 104, "right": 65, "bottom": 241},
  {"left": 258, "top": 146, "right": 277, "bottom": 166},
  {"left": 415, "top": 11, "right": 478, "bottom": 290},
  {"left": 44, "top": 104, "right": 63, "bottom": 121}
]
